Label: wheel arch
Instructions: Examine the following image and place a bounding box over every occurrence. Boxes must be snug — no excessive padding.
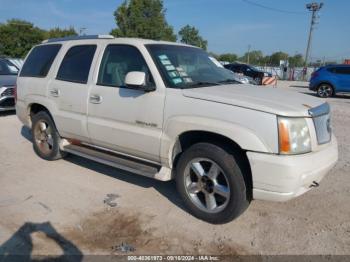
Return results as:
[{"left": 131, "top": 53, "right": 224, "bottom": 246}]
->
[
  {"left": 162, "top": 117, "right": 271, "bottom": 166},
  {"left": 27, "top": 102, "right": 55, "bottom": 128},
  {"left": 171, "top": 130, "right": 253, "bottom": 200},
  {"left": 317, "top": 81, "right": 335, "bottom": 90}
]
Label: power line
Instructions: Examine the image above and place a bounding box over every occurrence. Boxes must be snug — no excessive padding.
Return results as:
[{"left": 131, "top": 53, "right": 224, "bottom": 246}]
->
[{"left": 241, "top": 0, "right": 305, "bottom": 15}]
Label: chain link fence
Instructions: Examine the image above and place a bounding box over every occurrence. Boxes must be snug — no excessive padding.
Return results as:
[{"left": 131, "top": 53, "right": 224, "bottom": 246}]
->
[{"left": 255, "top": 66, "right": 316, "bottom": 81}]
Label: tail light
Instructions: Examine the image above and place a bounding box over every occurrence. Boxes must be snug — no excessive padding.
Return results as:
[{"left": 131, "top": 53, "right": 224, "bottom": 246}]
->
[{"left": 14, "top": 85, "right": 17, "bottom": 103}]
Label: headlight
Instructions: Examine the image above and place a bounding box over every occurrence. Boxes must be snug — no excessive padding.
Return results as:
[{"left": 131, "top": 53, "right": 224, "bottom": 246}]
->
[{"left": 278, "top": 117, "right": 311, "bottom": 154}]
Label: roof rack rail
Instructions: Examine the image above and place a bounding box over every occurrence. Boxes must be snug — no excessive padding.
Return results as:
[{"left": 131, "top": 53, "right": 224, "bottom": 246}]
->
[{"left": 42, "top": 34, "right": 114, "bottom": 44}]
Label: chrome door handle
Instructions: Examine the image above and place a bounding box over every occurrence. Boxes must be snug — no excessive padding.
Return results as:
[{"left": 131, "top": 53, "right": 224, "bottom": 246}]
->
[
  {"left": 50, "top": 89, "right": 60, "bottom": 97},
  {"left": 89, "top": 94, "right": 103, "bottom": 104}
]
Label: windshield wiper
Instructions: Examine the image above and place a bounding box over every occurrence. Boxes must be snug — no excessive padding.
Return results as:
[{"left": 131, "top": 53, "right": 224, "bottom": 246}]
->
[{"left": 185, "top": 81, "right": 220, "bottom": 88}]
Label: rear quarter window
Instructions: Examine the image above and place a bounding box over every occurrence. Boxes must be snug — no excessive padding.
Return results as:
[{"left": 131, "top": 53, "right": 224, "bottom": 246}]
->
[{"left": 20, "top": 44, "right": 61, "bottom": 77}]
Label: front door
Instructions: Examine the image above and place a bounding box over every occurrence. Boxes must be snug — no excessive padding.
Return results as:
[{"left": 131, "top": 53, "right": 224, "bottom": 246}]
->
[
  {"left": 335, "top": 67, "right": 350, "bottom": 91},
  {"left": 87, "top": 44, "right": 165, "bottom": 162}
]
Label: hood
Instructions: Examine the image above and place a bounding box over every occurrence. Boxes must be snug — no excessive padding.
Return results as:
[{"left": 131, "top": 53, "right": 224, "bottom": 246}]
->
[
  {"left": 0, "top": 75, "right": 17, "bottom": 87},
  {"left": 182, "top": 84, "right": 324, "bottom": 117}
]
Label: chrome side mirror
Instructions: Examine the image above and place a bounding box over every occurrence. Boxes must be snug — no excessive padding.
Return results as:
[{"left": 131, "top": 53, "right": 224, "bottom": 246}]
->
[{"left": 124, "top": 71, "right": 155, "bottom": 92}]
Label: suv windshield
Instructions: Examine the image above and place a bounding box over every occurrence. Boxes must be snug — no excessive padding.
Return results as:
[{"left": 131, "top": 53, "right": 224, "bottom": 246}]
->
[
  {"left": 146, "top": 44, "right": 238, "bottom": 89},
  {"left": 0, "top": 59, "right": 19, "bottom": 75}
]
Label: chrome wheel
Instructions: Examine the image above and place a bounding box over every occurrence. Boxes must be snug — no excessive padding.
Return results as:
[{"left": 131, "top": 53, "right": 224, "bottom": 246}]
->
[
  {"left": 317, "top": 85, "right": 333, "bottom": 98},
  {"left": 33, "top": 120, "right": 54, "bottom": 155},
  {"left": 184, "top": 158, "right": 230, "bottom": 214}
]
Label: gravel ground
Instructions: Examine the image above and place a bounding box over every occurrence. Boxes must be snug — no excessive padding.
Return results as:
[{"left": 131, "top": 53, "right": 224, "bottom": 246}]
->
[{"left": 0, "top": 81, "right": 349, "bottom": 257}]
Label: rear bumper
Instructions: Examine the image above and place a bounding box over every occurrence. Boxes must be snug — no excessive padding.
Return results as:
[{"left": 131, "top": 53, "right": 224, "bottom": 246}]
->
[
  {"left": 309, "top": 80, "right": 317, "bottom": 91},
  {"left": 247, "top": 136, "right": 338, "bottom": 202}
]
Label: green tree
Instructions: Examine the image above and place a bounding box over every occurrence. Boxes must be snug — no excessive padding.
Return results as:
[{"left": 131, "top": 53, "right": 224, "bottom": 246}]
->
[
  {"left": 269, "top": 51, "right": 289, "bottom": 66},
  {"left": 0, "top": 19, "right": 44, "bottom": 57},
  {"left": 288, "top": 54, "right": 304, "bottom": 67},
  {"left": 261, "top": 55, "right": 272, "bottom": 66},
  {"left": 178, "top": 25, "right": 207, "bottom": 50},
  {"left": 240, "top": 50, "right": 264, "bottom": 65},
  {"left": 218, "top": 53, "right": 238, "bottom": 63},
  {"left": 111, "top": 0, "right": 176, "bottom": 42},
  {"left": 44, "top": 27, "right": 77, "bottom": 39}
]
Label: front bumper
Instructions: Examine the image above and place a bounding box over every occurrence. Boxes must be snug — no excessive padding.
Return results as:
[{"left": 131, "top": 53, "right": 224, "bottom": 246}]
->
[
  {"left": 247, "top": 135, "right": 338, "bottom": 202},
  {"left": 0, "top": 86, "right": 15, "bottom": 111}
]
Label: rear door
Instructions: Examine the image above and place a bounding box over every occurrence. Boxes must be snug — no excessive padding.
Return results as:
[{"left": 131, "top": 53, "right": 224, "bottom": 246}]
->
[
  {"left": 87, "top": 44, "right": 165, "bottom": 162},
  {"left": 48, "top": 43, "right": 98, "bottom": 141},
  {"left": 334, "top": 67, "right": 350, "bottom": 91}
]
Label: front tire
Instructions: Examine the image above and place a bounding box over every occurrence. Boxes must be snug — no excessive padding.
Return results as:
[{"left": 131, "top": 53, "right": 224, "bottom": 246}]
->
[
  {"left": 254, "top": 77, "right": 262, "bottom": 85},
  {"left": 31, "top": 111, "right": 66, "bottom": 161},
  {"left": 317, "top": 84, "right": 334, "bottom": 98},
  {"left": 175, "top": 143, "right": 250, "bottom": 224}
]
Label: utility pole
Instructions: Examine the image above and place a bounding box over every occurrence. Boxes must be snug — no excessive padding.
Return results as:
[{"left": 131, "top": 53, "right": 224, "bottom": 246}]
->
[
  {"left": 247, "top": 44, "right": 251, "bottom": 64},
  {"left": 304, "top": 2, "right": 323, "bottom": 67}
]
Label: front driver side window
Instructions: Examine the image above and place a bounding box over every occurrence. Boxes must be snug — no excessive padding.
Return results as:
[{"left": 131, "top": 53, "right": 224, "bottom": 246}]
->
[{"left": 97, "top": 45, "right": 153, "bottom": 87}]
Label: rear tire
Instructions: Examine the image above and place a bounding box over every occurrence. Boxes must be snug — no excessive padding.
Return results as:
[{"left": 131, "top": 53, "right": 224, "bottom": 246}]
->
[
  {"left": 317, "top": 84, "right": 334, "bottom": 98},
  {"left": 175, "top": 143, "right": 250, "bottom": 224},
  {"left": 31, "top": 111, "right": 66, "bottom": 161}
]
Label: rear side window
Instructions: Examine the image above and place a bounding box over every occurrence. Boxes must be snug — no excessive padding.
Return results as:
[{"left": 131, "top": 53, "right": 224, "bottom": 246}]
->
[
  {"left": 57, "top": 45, "right": 96, "bottom": 84},
  {"left": 327, "top": 67, "right": 337, "bottom": 73},
  {"left": 335, "top": 67, "right": 350, "bottom": 75},
  {"left": 20, "top": 44, "right": 61, "bottom": 77}
]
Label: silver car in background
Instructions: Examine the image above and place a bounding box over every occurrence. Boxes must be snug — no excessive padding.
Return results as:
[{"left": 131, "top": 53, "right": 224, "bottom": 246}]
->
[{"left": 0, "top": 58, "right": 20, "bottom": 111}]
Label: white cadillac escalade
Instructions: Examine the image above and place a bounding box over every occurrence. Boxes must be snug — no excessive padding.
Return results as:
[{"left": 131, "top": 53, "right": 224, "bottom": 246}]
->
[{"left": 16, "top": 35, "right": 338, "bottom": 224}]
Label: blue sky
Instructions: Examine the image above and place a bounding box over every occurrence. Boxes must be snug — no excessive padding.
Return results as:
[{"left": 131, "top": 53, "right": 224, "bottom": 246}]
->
[{"left": 0, "top": 0, "right": 349, "bottom": 61}]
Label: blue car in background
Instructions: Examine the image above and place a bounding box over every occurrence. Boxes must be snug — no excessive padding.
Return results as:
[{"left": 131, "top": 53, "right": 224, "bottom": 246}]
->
[{"left": 309, "top": 65, "right": 350, "bottom": 98}]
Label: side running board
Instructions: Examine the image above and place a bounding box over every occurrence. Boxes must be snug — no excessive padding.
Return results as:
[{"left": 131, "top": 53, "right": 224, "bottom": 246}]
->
[{"left": 63, "top": 144, "right": 161, "bottom": 178}]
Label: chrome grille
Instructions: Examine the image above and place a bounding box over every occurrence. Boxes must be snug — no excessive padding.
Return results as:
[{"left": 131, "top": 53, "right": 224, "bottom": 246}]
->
[{"left": 309, "top": 103, "right": 332, "bottom": 145}]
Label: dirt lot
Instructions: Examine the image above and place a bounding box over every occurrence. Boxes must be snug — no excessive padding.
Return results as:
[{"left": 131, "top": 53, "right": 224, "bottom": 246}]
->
[{"left": 0, "top": 81, "right": 349, "bottom": 257}]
